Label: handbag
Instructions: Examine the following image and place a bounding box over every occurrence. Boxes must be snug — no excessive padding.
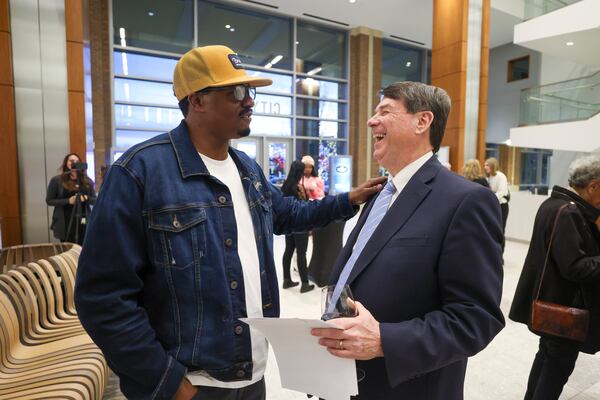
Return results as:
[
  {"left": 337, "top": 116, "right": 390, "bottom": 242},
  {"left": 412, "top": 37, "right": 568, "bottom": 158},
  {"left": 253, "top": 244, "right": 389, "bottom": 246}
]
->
[{"left": 530, "top": 202, "right": 590, "bottom": 342}]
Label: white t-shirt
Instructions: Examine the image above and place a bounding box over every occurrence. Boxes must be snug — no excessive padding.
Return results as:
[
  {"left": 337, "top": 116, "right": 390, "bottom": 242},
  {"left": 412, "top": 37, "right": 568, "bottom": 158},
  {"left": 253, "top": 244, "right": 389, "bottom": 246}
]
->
[
  {"left": 487, "top": 171, "right": 509, "bottom": 205},
  {"left": 186, "top": 153, "right": 268, "bottom": 388}
]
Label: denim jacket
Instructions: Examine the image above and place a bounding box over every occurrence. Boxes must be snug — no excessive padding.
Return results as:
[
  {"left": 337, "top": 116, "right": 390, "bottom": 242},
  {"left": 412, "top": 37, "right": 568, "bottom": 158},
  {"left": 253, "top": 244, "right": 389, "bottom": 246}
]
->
[{"left": 74, "top": 121, "right": 356, "bottom": 400}]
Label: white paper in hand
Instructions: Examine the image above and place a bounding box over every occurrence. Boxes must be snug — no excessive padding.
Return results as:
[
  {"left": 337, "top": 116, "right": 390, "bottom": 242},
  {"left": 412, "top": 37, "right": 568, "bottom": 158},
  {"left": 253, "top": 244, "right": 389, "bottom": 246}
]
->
[{"left": 240, "top": 318, "right": 358, "bottom": 400}]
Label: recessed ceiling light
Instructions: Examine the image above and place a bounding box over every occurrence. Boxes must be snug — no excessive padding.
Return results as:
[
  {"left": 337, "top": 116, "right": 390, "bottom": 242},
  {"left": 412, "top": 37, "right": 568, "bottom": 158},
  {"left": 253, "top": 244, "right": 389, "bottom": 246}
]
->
[
  {"left": 349, "top": 0, "right": 356, "bottom": 3},
  {"left": 225, "top": 24, "right": 231, "bottom": 29},
  {"left": 406, "top": 61, "right": 412, "bottom": 67},
  {"left": 566, "top": 41, "right": 574, "bottom": 46},
  {"left": 296, "top": 41, "right": 299, "bottom": 45},
  {"left": 230, "top": 28, "right": 235, "bottom": 32},
  {"left": 148, "top": 11, "right": 154, "bottom": 16}
]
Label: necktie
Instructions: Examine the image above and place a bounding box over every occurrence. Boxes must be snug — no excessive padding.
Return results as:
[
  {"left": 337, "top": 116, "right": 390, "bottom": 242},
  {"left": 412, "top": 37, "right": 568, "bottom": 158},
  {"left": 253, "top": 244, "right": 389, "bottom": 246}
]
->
[{"left": 326, "top": 180, "right": 397, "bottom": 315}]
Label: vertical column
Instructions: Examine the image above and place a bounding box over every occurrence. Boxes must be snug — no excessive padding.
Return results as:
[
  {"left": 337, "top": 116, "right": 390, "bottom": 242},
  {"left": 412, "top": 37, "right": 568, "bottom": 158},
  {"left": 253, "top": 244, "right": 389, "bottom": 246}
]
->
[
  {"left": 432, "top": 0, "right": 490, "bottom": 170},
  {"left": 65, "top": 0, "right": 86, "bottom": 158},
  {"left": 89, "top": 0, "right": 112, "bottom": 186},
  {"left": 349, "top": 27, "right": 382, "bottom": 186},
  {"left": 0, "top": 0, "right": 22, "bottom": 245}
]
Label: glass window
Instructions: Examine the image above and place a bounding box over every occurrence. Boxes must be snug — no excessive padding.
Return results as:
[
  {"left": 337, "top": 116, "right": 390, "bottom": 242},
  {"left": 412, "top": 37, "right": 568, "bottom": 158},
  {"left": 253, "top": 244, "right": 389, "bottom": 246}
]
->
[
  {"left": 254, "top": 94, "right": 292, "bottom": 116},
  {"left": 197, "top": 1, "right": 292, "bottom": 70},
  {"left": 116, "top": 129, "right": 164, "bottom": 148},
  {"left": 115, "top": 104, "right": 181, "bottom": 131},
  {"left": 296, "top": 119, "right": 346, "bottom": 139},
  {"left": 296, "top": 139, "right": 320, "bottom": 163},
  {"left": 114, "top": 78, "right": 178, "bottom": 107},
  {"left": 112, "top": 0, "right": 194, "bottom": 53},
  {"left": 381, "top": 40, "right": 424, "bottom": 88},
  {"left": 114, "top": 51, "right": 178, "bottom": 81},
  {"left": 250, "top": 116, "right": 292, "bottom": 136},
  {"left": 296, "top": 22, "right": 347, "bottom": 79},
  {"left": 296, "top": 78, "right": 346, "bottom": 100},
  {"left": 249, "top": 70, "right": 292, "bottom": 94},
  {"left": 296, "top": 99, "right": 346, "bottom": 120},
  {"left": 508, "top": 56, "right": 530, "bottom": 82}
]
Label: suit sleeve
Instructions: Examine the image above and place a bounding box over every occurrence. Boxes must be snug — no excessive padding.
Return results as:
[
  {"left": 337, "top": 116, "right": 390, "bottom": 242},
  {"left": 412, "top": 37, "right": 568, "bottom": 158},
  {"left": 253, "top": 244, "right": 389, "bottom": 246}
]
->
[{"left": 379, "top": 187, "right": 505, "bottom": 387}]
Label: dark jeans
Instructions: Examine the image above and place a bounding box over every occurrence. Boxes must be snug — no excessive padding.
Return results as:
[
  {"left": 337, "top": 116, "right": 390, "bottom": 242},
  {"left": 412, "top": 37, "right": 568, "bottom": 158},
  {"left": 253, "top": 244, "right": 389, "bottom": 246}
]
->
[
  {"left": 282, "top": 233, "right": 309, "bottom": 283},
  {"left": 524, "top": 336, "right": 580, "bottom": 400},
  {"left": 191, "top": 378, "right": 265, "bottom": 400}
]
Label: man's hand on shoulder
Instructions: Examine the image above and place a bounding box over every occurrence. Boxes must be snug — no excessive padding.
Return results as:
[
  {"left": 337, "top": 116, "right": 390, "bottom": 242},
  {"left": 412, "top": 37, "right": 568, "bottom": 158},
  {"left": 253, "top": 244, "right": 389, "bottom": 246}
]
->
[
  {"left": 173, "top": 378, "right": 198, "bottom": 400},
  {"left": 348, "top": 176, "right": 388, "bottom": 205}
]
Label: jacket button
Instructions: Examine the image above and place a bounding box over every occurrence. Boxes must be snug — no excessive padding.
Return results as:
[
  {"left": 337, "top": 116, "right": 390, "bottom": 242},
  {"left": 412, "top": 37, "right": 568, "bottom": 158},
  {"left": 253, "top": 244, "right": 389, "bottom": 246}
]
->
[
  {"left": 236, "top": 370, "right": 245, "bottom": 378},
  {"left": 225, "top": 238, "right": 233, "bottom": 246},
  {"left": 230, "top": 281, "right": 238, "bottom": 290},
  {"left": 218, "top": 196, "right": 227, "bottom": 204},
  {"left": 234, "top": 325, "right": 243, "bottom": 335}
]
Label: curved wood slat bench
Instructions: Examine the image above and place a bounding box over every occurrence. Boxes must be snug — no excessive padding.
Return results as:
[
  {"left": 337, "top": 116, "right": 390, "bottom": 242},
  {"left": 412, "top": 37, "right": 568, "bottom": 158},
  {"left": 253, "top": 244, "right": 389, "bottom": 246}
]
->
[{"left": 0, "top": 243, "right": 107, "bottom": 399}]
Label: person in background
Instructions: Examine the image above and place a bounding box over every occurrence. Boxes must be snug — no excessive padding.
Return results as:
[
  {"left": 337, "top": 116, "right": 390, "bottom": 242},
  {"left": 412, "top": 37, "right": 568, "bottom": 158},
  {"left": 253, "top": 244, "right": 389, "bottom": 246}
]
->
[
  {"left": 74, "top": 45, "right": 385, "bottom": 400},
  {"left": 462, "top": 158, "right": 490, "bottom": 188},
  {"left": 280, "top": 160, "right": 314, "bottom": 293},
  {"left": 301, "top": 155, "right": 325, "bottom": 200},
  {"left": 485, "top": 157, "right": 510, "bottom": 231},
  {"left": 509, "top": 155, "right": 600, "bottom": 400},
  {"left": 46, "top": 153, "right": 96, "bottom": 244}
]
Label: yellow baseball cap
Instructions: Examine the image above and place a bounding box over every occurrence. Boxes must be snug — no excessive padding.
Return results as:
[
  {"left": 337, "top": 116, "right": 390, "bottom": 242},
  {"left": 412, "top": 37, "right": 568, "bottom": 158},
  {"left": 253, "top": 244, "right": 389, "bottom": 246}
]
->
[{"left": 173, "top": 45, "right": 273, "bottom": 101}]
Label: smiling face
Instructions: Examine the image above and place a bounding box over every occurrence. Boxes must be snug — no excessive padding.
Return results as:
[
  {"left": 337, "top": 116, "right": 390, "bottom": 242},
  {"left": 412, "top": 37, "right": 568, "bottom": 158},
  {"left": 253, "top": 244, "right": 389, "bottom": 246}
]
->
[{"left": 367, "top": 97, "right": 433, "bottom": 175}]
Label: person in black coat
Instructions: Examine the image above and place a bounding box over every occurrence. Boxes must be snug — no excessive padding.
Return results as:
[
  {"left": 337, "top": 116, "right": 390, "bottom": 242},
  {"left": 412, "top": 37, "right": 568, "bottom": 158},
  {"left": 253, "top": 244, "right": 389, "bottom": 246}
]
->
[
  {"left": 280, "top": 160, "right": 314, "bottom": 293},
  {"left": 46, "top": 153, "right": 96, "bottom": 244},
  {"left": 509, "top": 155, "right": 600, "bottom": 400}
]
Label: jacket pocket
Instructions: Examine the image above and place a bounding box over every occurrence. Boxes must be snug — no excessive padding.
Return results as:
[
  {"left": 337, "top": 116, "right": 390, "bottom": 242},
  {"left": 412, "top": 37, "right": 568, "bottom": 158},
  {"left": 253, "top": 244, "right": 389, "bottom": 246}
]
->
[
  {"left": 148, "top": 206, "right": 207, "bottom": 270},
  {"left": 387, "top": 236, "right": 429, "bottom": 247}
]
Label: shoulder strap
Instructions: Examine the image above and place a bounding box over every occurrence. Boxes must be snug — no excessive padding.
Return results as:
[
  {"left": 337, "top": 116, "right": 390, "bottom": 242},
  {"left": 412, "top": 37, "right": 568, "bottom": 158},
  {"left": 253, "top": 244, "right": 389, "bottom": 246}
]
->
[{"left": 534, "top": 202, "right": 573, "bottom": 301}]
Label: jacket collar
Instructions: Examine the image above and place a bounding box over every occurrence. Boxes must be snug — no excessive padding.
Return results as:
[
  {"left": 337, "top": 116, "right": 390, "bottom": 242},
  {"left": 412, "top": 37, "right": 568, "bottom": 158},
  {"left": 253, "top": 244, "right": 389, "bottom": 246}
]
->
[
  {"left": 551, "top": 185, "right": 600, "bottom": 222},
  {"left": 168, "top": 120, "right": 257, "bottom": 182},
  {"left": 334, "top": 156, "right": 442, "bottom": 285}
]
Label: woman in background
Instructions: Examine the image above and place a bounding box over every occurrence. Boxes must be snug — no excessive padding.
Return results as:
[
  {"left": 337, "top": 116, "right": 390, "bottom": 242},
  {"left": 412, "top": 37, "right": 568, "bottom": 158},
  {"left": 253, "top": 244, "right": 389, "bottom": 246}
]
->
[
  {"left": 280, "top": 160, "right": 314, "bottom": 293},
  {"left": 301, "top": 155, "right": 325, "bottom": 200},
  {"left": 485, "top": 157, "right": 510, "bottom": 232},
  {"left": 462, "top": 159, "right": 489, "bottom": 188},
  {"left": 46, "top": 153, "right": 96, "bottom": 244}
]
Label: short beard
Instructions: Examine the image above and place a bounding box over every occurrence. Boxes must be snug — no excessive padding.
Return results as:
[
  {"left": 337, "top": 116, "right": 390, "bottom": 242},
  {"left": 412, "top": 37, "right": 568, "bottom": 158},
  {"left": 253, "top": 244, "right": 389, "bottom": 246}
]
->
[{"left": 239, "top": 128, "right": 251, "bottom": 137}]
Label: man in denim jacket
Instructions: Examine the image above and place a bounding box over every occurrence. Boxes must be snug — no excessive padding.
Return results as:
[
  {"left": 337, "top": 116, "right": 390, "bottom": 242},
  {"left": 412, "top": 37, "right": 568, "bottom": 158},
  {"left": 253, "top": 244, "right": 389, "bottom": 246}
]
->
[{"left": 74, "top": 45, "right": 384, "bottom": 400}]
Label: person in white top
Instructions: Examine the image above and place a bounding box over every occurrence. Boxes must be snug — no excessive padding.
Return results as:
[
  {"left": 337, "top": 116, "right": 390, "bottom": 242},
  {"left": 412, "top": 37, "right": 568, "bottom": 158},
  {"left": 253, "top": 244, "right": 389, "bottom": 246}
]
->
[{"left": 484, "top": 157, "right": 510, "bottom": 232}]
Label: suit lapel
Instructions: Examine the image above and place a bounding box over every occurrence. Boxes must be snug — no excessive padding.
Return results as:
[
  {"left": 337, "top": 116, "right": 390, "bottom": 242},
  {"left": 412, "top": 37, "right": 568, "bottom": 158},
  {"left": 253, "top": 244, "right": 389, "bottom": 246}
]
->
[{"left": 345, "top": 158, "right": 441, "bottom": 285}]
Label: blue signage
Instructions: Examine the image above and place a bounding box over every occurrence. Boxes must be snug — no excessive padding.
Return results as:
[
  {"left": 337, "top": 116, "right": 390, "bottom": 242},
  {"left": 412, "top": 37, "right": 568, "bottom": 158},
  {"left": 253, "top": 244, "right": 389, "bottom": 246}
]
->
[{"left": 329, "top": 155, "right": 352, "bottom": 195}]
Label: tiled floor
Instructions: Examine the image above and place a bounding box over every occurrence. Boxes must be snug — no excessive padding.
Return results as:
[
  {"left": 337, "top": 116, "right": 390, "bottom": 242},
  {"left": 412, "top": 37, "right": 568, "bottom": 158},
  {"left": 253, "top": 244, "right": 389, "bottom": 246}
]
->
[{"left": 104, "top": 238, "right": 600, "bottom": 399}]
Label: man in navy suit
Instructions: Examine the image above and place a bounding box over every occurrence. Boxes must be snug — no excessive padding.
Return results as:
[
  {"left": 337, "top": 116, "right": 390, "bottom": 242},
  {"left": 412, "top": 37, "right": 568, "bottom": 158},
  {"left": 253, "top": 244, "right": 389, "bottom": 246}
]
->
[{"left": 312, "top": 82, "right": 505, "bottom": 399}]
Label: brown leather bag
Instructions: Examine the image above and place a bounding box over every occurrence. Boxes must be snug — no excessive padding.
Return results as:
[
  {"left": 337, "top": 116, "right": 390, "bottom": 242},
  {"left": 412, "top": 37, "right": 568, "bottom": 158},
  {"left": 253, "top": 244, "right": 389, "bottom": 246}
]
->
[{"left": 531, "top": 203, "right": 590, "bottom": 342}]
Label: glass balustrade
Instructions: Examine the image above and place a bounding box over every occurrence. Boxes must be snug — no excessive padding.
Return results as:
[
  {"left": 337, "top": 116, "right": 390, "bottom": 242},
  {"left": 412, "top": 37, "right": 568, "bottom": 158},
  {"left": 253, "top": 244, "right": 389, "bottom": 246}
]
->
[
  {"left": 519, "top": 70, "right": 600, "bottom": 126},
  {"left": 524, "top": 0, "right": 582, "bottom": 19}
]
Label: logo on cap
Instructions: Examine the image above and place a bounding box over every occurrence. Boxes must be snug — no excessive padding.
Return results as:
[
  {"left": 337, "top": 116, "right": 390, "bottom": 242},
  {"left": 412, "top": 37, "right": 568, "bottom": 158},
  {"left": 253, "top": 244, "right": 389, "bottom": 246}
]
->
[{"left": 228, "top": 54, "right": 243, "bottom": 69}]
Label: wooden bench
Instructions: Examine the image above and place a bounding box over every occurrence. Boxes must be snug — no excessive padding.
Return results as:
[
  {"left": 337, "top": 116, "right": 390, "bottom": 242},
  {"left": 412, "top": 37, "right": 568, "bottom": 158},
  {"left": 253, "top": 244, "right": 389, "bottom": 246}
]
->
[{"left": 0, "top": 244, "right": 108, "bottom": 399}]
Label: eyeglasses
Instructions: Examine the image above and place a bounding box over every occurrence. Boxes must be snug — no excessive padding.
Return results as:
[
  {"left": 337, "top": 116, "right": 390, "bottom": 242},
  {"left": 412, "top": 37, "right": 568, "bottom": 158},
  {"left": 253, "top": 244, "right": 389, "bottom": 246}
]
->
[{"left": 199, "top": 85, "right": 256, "bottom": 102}]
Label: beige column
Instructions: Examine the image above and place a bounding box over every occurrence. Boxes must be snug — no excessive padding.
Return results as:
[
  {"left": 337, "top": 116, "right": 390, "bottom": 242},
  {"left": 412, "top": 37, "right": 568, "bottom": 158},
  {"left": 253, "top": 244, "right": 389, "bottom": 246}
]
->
[{"left": 349, "top": 27, "right": 382, "bottom": 186}]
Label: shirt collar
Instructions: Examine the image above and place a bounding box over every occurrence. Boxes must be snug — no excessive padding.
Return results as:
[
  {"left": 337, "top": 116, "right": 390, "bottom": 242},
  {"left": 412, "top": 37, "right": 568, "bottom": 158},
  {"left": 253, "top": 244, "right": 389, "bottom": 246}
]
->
[{"left": 389, "top": 151, "right": 434, "bottom": 195}]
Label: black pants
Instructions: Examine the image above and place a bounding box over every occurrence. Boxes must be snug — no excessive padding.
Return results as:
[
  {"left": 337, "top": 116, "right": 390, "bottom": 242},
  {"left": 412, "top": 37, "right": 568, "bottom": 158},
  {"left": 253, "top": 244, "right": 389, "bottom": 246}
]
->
[
  {"left": 282, "top": 233, "right": 309, "bottom": 283},
  {"left": 500, "top": 203, "right": 509, "bottom": 232},
  {"left": 192, "top": 378, "right": 265, "bottom": 400},
  {"left": 524, "top": 336, "right": 580, "bottom": 400}
]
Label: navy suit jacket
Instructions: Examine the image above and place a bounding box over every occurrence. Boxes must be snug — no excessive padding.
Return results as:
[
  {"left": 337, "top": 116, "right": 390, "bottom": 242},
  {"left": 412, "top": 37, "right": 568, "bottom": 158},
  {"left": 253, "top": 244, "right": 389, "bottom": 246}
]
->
[{"left": 329, "top": 157, "right": 505, "bottom": 400}]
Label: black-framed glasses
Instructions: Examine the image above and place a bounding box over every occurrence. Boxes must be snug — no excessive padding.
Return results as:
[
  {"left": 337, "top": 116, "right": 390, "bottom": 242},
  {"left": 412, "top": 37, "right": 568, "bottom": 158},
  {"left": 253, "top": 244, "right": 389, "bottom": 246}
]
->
[{"left": 200, "top": 84, "right": 256, "bottom": 101}]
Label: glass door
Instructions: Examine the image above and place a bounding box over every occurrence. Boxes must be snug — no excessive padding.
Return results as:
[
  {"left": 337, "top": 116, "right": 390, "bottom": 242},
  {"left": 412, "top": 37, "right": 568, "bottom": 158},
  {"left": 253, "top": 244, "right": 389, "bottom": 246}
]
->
[{"left": 231, "top": 137, "right": 262, "bottom": 164}]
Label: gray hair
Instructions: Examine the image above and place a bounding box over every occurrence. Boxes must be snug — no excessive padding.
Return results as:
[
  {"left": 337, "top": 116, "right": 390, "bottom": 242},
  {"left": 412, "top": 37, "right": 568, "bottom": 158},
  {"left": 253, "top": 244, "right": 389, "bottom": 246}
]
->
[
  {"left": 381, "top": 81, "right": 451, "bottom": 153},
  {"left": 568, "top": 155, "right": 600, "bottom": 188}
]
